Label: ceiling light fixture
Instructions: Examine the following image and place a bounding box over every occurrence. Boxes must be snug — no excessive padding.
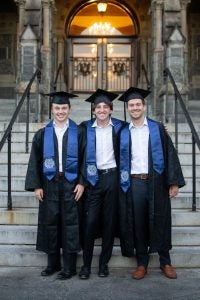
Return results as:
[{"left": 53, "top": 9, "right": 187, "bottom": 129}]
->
[{"left": 97, "top": 1, "right": 107, "bottom": 13}]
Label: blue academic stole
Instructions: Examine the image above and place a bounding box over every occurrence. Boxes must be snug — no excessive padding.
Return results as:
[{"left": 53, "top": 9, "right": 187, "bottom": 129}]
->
[
  {"left": 120, "top": 118, "right": 164, "bottom": 193},
  {"left": 86, "top": 118, "right": 122, "bottom": 186},
  {"left": 43, "top": 119, "right": 78, "bottom": 182}
]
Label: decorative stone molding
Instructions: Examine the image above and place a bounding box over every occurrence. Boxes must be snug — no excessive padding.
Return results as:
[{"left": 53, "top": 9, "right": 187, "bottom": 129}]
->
[
  {"left": 180, "top": 0, "right": 191, "bottom": 9},
  {"left": 14, "top": 0, "right": 26, "bottom": 6},
  {"left": 41, "top": 0, "right": 55, "bottom": 8}
]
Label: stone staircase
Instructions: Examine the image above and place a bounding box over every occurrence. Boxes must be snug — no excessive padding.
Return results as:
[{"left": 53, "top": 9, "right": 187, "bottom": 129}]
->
[{"left": 0, "top": 118, "right": 200, "bottom": 268}]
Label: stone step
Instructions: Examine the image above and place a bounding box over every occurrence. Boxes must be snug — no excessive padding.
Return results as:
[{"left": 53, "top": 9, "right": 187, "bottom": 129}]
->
[
  {"left": 0, "top": 122, "right": 44, "bottom": 132},
  {"left": 172, "top": 194, "right": 200, "bottom": 209},
  {"left": 0, "top": 142, "right": 32, "bottom": 153},
  {"left": 0, "top": 153, "right": 30, "bottom": 164},
  {"left": 0, "top": 209, "right": 38, "bottom": 225},
  {"left": 1, "top": 121, "right": 200, "bottom": 134},
  {"left": 0, "top": 244, "right": 200, "bottom": 268},
  {"left": 1, "top": 177, "right": 200, "bottom": 193},
  {"left": 0, "top": 191, "right": 38, "bottom": 208},
  {"left": 1, "top": 140, "right": 199, "bottom": 154},
  {"left": 0, "top": 152, "right": 199, "bottom": 166},
  {"left": 170, "top": 133, "right": 200, "bottom": 144},
  {"left": 0, "top": 208, "right": 199, "bottom": 226},
  {"left": 0, "top": 164, "right": 28, "bottom": 177},
  {"left": 0, "top": 132, "right": 35, "bottom": 144},
  {"left": 165, "top": 122, "right": 200, "bottom": 133},
  {"left": 0, "top": 163, "right": 199, "bottom": 179},
  {"left": 0, "top": 225, "right": 199, "bottom": 245},
  {"left": 1, "top": 130, "right": 199, "bottom": 145},
  {"left": 0, "top": 192, "right": 199, "bottom": 210}
]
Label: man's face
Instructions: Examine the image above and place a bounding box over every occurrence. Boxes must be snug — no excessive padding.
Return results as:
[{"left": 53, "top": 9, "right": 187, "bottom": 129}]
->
[
  {"left": 127, "top": 98, "right": 145, "bottom": 121},
  {"left": 93, "top": 102, "right": 112, "bottom": 122},
  {"left": 51, "top": 103, "right": 70, "bottom": 123}
]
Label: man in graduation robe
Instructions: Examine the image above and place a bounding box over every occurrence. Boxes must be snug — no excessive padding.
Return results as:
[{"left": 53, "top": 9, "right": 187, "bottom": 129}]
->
[
  {"left": 78, "top": 89, "right": 124, "bottom": 279},
  {"left": 25, "top": 92, "right": 84, "bottom": 280},
  {"left": 118, "top": 87, "right": 185, "bottom": 280}
]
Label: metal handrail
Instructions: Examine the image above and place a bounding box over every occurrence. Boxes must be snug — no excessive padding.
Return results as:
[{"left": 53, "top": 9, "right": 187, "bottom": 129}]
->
[
  {"left": 0, "top": 68, "right": 41, "bottom": 210},
  {"left": 164, "top": 67, "right": 200, "bottom": 211},
  {"left": 141, "top": 64, "right": 151, "bottom": 91}
]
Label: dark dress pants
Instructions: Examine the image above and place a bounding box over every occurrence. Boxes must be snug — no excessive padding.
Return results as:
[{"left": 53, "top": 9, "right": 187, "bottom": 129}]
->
[
  {"left": 131, "top": 177, "right": 171, "bottom": 268},
  {"left": 46, "top": 176, "right": 78, "bottom": 273},
  {"left": 83, "top": 170, "right": 118, "bottom": 269}
]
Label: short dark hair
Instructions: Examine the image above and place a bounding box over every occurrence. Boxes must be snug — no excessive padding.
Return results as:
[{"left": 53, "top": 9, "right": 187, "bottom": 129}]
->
[
  {"left": 126, "top": 98, "right": 145, "bottom": 107},
  {"left": 92, "top": 102, "right": 113, "bottom": 112}
]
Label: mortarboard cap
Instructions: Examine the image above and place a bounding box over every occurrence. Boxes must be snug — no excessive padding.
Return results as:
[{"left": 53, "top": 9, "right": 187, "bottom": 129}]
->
[
  {"left": 118, "top": 87, "right": 150, "bottom": 102},
  {"left": 45, "top": 91, "right": 78, "bottom": 105},
  {"left": 85, "top": 89, "right": 118, "bottom": 105}
]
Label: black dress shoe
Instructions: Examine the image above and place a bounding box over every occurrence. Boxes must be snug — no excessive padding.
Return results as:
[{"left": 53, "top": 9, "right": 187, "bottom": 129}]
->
[
  {"left": 57, "top": 270, "right": 77, "bottom": 280},
  {"left": 98, "top": 265, "right": 109, "bottom": 277},
  {"left": 41, "top": 266, "right": 61, "bottom": 276},
  {"left": 79, "top": 266, "right": 91, "bottom": 279}
]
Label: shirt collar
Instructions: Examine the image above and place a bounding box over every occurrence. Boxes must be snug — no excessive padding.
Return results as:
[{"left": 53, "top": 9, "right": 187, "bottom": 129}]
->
[
  {"left": 53, "top": 119, "right": 69, "bottom": 129},
  {"left": 129, "top": 117, "right": 148, "bottom": 130},
  {"left": 92, "top": 117, "right": 113, "bottom": 128}
]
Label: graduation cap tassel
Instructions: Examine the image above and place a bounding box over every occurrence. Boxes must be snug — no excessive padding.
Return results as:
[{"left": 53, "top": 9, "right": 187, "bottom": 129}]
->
[
  {"left": 124, "top": 101, "right": 126, "bottom": 122},
  {"left": 91, "top": 103, "right": 93, "bottom": 120}
]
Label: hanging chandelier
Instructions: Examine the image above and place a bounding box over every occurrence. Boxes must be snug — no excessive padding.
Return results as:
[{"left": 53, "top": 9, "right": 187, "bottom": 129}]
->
[{"left": 88, "top": 21, "right": 115, "bottom": 35}]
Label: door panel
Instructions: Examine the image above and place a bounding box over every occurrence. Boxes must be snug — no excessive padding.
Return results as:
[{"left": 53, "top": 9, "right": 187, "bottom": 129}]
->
[
  {"left": 69, "top": 38, "right": 136, "bottom": 92},
  {"left": 72, "top": 43, "right": 97, "bottom": 91},
  {"left": 106, "top": 43, "right": 131, "bottom": 91}
]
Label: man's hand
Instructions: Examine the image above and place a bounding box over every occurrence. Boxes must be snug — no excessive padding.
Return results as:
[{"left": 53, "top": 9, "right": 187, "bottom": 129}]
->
[
  {"left": 35, "top": 188, "right": 44, "bottom": 202},
  {"left": 74, "top": 184, "right": 84, "bottom": 201},
  {"left": 169, "top": 185, "right": 179, "bottom": 198}
]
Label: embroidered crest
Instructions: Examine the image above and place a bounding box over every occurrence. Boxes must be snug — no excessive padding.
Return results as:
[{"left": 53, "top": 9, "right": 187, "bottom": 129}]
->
[
  {"left": 121, "top": 170, "right": 129, "bottom": 182},
  {"left": 44, "top": 158, "right": 55, "bottom": 169},
  {"left": 87, "top": 164, "right": 97, "bottom": 176}
]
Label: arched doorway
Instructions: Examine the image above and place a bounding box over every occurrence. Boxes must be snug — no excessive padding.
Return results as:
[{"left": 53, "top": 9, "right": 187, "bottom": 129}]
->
[{"left": 65, "top": 2, "right": 139, "bottom": 93}]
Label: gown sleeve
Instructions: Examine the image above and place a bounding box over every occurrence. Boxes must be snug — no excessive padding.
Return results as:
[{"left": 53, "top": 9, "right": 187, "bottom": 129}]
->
[
  {"left": 160, "top": 124, "right": 185, "bottom": 188},
  {"left": 25, "top": 129, "right": 44, "bottom": 191}
]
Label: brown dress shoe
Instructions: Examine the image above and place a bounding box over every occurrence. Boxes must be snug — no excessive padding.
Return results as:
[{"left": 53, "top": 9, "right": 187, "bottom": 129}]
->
[
  {"left": 160, "top": 264, "right": 177, "bottom": 279},
  {"left": 132, "top": 266, "right": 147, "bottom": 280}
]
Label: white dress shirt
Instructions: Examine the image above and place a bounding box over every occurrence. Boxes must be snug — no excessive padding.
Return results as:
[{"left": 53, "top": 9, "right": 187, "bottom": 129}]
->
[
  {"left": 92, "top": 119, "right": 117, "bottom": 170},
  {"left": 129, "top": 117, "right": 149, "bottom": 174},
  {"left": 54, "top": 120, "right": 69, "bottom": 172}
]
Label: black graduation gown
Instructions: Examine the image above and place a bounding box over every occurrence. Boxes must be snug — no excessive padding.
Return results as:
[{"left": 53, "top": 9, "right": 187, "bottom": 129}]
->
[
  {"left": 25, "top": 125, "right": 83, "bottom": 254},
  {"left": 119, "top": 120, "right": 185, "bottom": 257},
  {"left": 78, "top": 117, "right": 124, "bottom": 238}
]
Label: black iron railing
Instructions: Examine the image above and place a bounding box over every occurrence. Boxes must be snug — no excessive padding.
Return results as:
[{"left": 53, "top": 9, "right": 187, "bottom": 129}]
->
[
  {"left": 0, "top": 68, "right": 41, "bottom": 210},
  {"left": 164, "top": 67, "right": 200, "bottom": 212}
]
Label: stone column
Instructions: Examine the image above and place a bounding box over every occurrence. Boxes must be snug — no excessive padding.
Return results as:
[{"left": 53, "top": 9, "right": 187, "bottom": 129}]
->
[
  {"left": 56, "top": 36, "right": 65, "bottom": 90},
  {"left": 41, "top": 0, "right": 55, "bottom": 51},
  {"left": 41, "top": 0, "right": 55, "bottom": 120},
  {"left": 151, "top": 0, "right": 164, "bottom": 117},
  {"left": 180, "top": 0, "right": 191, "bottom": 51},
  {"left": 154, "top": 0, "right": 163, "bottom": 51},
  {"left": 14, "top": 0, "right": 26, "bottom": 36}
]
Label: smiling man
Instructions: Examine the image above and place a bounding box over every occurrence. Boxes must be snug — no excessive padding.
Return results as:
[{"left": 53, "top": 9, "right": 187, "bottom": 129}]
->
[
  {"left": 118, "top": 87, "right": 185, "bottom": 280},
  {"left": 78, "top": 89, "right": 124, "bottom": 279},
  {"left": 25, "top": 91, "right": 84, "bottom": 280}
]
